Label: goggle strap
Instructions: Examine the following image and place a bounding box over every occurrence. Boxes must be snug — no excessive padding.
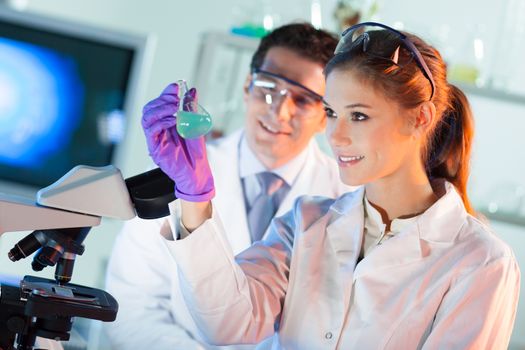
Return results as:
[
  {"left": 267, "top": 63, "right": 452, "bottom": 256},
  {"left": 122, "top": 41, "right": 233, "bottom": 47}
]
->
[{"left": 337, "top": 22, "right": 436, "bottom": 100}]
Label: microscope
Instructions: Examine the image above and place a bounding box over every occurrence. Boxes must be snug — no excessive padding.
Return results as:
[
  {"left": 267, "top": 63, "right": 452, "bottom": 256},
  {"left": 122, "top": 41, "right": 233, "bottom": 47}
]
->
[{"left": 0, "top": 165, "right": 175, "bottom": 349}]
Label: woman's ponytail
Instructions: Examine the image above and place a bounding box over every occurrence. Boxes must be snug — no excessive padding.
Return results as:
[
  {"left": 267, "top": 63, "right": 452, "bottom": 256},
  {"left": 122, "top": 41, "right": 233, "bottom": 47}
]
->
[{"left": 426, "top": 84, "right": 475, "bottom": 214}]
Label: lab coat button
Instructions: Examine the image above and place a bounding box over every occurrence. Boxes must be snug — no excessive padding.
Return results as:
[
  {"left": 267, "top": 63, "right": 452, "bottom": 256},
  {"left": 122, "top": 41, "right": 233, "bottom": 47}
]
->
[{"left": 325, "top": 332, "right": 333, "bottom": 339}]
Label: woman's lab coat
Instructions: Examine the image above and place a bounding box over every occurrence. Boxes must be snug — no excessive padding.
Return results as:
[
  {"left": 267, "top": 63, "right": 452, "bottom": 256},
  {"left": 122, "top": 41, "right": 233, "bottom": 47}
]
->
[
  {"left": 165, "top": 181, "right": 520, "bottom": 350},
  {"left": 105, "top": 130, "right": 351, "bottom": 349}
]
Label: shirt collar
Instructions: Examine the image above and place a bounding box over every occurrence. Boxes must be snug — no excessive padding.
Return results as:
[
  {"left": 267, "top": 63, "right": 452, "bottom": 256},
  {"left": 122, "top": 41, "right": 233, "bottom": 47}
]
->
[
  {"left": 239, "top": 133, "right": 310, "bottom": 187},
  {"left": 364, "top": 195, "right": 420, "bottom": 238}
]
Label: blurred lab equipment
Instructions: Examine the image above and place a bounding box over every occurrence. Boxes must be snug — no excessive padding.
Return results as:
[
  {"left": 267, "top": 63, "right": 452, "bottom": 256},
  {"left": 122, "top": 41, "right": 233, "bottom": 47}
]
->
[
  {"left": 230, "top": 0, "right": 277, "bottom": 38},
  {"left": 490, "top": 0, "right": 525, "bottom": 95},
  {"left": 310, "top": 0, "right": 322, "bottom": 29},
  {"left": 191, "top": 32, "right": 259, "bottom": 138},
  {"left": 333, "top": 0, "right": 361, "bottom": 32},
  {"left": 333, "top": 0, "right": 380, "bottom": 32},
  {"left": 447, "top": 24, "right": 490, "bottom": 87}
]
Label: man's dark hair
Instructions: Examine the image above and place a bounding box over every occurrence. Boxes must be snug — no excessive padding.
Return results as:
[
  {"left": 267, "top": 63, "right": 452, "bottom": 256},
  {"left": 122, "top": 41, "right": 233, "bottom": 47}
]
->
[{"left": 250, "top": 23, "right": 338, "bottom": 72}]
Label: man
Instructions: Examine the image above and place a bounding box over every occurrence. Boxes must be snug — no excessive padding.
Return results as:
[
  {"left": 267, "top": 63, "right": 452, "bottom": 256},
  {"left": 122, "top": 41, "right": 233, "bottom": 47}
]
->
[{"left": 105, "top": 23, "right": 352, "bottom": 349}]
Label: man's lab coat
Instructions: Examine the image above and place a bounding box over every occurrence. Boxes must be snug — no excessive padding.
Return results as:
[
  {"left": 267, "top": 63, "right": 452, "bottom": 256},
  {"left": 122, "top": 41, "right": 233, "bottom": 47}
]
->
[
  {"left": 165, "top": 182, "right": 520, "bottom": 350},
  {"left": 105, "top": 130, "right": 351, "bottom": 349}
]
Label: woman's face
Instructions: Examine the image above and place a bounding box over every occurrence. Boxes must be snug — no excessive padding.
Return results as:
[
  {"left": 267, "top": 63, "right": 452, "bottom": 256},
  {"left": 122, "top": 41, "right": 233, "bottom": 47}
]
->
[{"left": 324, "top": 69, "right": 421, "bottom": 187}]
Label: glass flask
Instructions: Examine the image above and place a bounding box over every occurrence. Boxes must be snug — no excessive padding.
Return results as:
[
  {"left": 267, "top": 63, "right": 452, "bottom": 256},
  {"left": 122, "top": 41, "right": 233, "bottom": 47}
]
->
[{"left": 176, "top": 79, "right": 212, "bottom": 139}]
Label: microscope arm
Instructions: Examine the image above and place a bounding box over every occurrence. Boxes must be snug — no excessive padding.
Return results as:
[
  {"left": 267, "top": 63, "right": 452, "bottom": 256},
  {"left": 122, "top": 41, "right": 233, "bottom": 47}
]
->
[
  {"left": 1, "top": 163, "right": 176, "bottom": 239},
  {"left": 0, "top": 193, "right": 101, "bottom": 236},
  {"left": 0, "top": 164, "right": 136, "bottom": 237}
]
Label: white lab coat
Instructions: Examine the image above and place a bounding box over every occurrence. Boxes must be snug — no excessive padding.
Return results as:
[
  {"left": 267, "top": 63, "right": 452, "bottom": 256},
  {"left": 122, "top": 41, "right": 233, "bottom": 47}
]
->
[
  {"left": 164, "top": 181, "right": 520, "bottom": 350},
  {"left": 105, "top": 130, "right": 351, "bottom": 349}
]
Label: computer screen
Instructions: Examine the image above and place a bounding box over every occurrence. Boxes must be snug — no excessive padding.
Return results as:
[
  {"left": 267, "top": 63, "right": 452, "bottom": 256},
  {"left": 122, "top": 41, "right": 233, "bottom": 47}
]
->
[{"left": 0, "top": 7, "right": 153, "bottom": 193}]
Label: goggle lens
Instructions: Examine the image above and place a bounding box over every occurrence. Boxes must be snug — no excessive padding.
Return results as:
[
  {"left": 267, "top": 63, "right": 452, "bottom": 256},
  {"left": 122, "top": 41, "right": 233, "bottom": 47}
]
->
[{"left": 250, "top": 69, "right": 323, "bottom": 117}]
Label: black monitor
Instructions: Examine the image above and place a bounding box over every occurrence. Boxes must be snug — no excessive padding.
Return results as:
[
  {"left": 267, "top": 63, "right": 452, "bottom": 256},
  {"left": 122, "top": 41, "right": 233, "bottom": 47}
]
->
[{"left": 0, "top": 6, "right": 154, "bottom": 195}]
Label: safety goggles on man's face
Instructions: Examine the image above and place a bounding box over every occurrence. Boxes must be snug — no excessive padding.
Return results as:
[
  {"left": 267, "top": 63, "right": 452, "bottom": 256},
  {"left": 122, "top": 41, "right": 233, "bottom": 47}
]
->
[
  {"left": 250, "top": 69, "right": 324, "bottom": 118},
  {"left": 334, "top": 22, "right": 436, "bottom": 100}
]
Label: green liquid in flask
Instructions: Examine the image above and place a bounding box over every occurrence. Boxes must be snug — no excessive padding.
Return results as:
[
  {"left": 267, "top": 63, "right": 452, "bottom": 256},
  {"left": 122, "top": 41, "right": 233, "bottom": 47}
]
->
[{"left": 177, "top": 110, "right": 212, "bottom": 139}]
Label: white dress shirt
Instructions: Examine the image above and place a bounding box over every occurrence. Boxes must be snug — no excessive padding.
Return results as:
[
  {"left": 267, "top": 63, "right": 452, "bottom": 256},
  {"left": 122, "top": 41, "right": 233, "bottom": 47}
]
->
[
  {"left": 362, "top": 196, "right": 419, "bottom": 258},
  {"left": 239, "top": 135, "right": 309, "bottom": 212}
]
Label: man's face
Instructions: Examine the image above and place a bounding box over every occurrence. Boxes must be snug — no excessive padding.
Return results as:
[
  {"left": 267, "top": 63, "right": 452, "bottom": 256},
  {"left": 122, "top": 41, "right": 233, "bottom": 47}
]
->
[{"left": 243, "top": 47, "right": 326, "bottom": 169}]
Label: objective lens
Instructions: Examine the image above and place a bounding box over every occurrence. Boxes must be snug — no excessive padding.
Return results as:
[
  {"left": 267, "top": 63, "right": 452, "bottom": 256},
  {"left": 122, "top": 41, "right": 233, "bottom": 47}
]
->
[
  {"left": 55, "top": 257, "right": 75, "bottom": 284},
  {"left": 31, "top": 259, "right": 46, "bottom": 271},
  {"left": 33, "top": 246, "right": 62, "bottom": 270},
  {"left": 8, "top": 232, "right": 42, "bottom": 262}
]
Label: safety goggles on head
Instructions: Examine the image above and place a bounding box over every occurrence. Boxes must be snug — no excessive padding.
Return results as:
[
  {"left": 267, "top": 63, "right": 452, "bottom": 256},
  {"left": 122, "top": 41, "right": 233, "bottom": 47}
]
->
[
  {"left": 335, "top": 22, "right": 436, "bottom": 100},
  {"left": 250, "top": 68, "right": 324, "bottom": 118}
]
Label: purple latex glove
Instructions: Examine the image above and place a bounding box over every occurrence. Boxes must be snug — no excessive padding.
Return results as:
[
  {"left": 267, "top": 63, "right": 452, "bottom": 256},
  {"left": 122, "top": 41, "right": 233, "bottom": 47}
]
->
[{"left": 141, "top": 83, "right": 215, "bottom": 202}]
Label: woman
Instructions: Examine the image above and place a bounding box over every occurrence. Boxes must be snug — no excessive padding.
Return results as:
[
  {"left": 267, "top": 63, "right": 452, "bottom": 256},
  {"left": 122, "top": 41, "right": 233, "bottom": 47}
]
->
[{"left": 142, "top": 22, "right": 520, "bottom": 349}]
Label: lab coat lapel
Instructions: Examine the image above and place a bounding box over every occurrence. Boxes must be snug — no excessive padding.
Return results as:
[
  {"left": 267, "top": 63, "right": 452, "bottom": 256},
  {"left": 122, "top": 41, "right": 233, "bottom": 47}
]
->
[
  {"left": 281, "top": 191, "right": 364, "bottom": 341},
  {"left": 353, "top": 221, "right": 423, "bottom": 281},
  {"left": 324, "top": 188, "right": 365, "bottom": 306},
  {"left": 418, "top": 181, "right": 466, "bottom": 244}
]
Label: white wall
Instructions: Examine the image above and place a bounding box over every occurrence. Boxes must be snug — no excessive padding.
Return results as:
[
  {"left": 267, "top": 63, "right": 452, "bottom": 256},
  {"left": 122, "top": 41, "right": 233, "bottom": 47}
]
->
[
  {"left": 468, "top": 96, "right": 525, "bottom": 349},
  {"left": 1, "top": 0, "right": 524, "bottom": 348}
]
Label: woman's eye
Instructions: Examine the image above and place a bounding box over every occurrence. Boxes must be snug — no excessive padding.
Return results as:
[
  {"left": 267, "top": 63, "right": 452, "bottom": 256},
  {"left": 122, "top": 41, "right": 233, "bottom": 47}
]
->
[
  {"left": 324, "top": 107, "right": 337, "bottom": 118},
  {"left": 351, "top": 112, "right": 369, "bottom": 121}
]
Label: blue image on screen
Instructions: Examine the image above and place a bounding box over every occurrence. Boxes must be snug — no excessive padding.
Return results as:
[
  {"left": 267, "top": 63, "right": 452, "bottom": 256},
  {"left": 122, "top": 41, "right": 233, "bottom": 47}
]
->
[{"left": 0, "top": 37, "right": 84, "bottom": 169}]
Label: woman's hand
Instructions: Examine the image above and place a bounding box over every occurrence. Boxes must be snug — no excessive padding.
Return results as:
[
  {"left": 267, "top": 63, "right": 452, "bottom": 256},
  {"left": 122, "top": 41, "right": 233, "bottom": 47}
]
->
[{"left": 141, "top": 83, "right": 215, "bottom": 203}]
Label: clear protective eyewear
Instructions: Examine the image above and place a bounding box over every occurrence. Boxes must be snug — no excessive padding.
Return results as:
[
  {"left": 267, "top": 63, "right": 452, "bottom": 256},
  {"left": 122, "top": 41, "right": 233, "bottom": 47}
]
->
[
  {"left": 334, "top": 22, "right": 436, "bottom": 100},
  {"left": 250, "top": 69, "right": 324, "bottom": 117}
]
